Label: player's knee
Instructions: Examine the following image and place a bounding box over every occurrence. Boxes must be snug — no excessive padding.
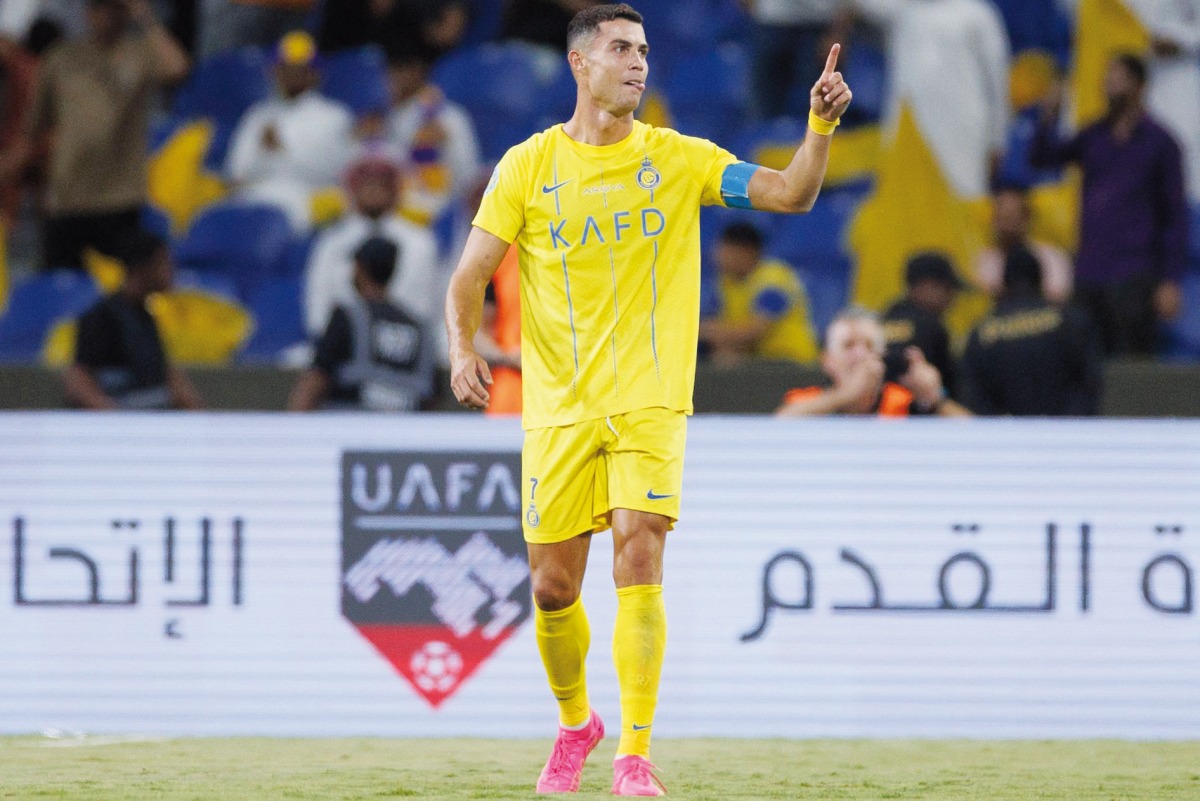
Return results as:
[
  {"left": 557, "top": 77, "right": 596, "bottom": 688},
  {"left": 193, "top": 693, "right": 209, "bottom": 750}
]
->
[
  {"left": 612, "top": 531, "right": 667, "bottom": 586},
  {"left": 530, "top": 570, "right": 581, "bottom": 612}
]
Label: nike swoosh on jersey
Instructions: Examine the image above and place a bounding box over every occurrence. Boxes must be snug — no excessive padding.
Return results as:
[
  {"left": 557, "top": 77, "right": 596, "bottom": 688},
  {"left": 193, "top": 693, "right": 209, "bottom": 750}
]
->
[
  {"left": 646, "top": 490, "right": 674, "bottom": 500},
  {"left": 541, "top": 178, "right": 573, "bottom": 194}
]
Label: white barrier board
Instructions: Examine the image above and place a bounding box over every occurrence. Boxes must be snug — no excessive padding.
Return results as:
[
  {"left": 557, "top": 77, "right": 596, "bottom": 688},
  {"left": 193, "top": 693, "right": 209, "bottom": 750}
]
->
[{"left": 0, "top": 413, "right": 1197, "bottom": 738}]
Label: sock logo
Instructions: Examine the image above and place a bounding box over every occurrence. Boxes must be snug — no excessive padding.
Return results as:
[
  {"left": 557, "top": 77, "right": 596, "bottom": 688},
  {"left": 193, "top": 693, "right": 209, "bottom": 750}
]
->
[{"left": 631, "top": 723, "right": 652, "bottom": 731}]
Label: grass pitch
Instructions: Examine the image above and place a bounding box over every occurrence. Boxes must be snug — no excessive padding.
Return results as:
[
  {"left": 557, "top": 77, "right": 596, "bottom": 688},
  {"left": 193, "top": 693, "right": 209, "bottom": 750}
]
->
[{"left": 2, "top": 736, "right": 1198, "bottom": 800}]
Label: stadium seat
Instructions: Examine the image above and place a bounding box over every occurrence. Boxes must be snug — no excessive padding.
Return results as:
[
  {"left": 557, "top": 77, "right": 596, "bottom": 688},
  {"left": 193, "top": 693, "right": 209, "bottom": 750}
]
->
[
  {"left": 0, "top": 271, "right": 101, "bottom": 362},
  {"left": 172, "top": 203, "right": 294, "bottom": 300},
  {"left": 729, "top": 116, "right": 808, "bottom": 168},
  {"left": 794, "top": 255, "right": 852, "bottom": 335},
  {"left": 320, "top": 46, "right": 390, "bottom": 118},
  {"left": 1161, "top": 272, "right": 1200, "bottom": 362},
  {"left": 1190, "top": 203, "right": 1200, "bottom": 270},
  {"left": 991, "top": 0, "right": 1072, "bottom": 65},
  {"left": 172, "top": 47, "right": 271, "bottom": 127},
  {"left": 460, "top": 0, "right": 505, "bottom": 47},
  {"left": 140, "top": 206, "right": 173, "bottom": 239},
  {"left": 661, "top": 42, "right": 749, "bottom": 144},
  {"left": 432, "top": 42, "right": 576, "bottom": 160},
  {"left": 240, "top": 275, "right": 307, "bottom": 362},
  {"left": 639, "top": 0, "right": 749, "bottom": 73},
  {"left": 174, "top": 268, "right": 241, "bottom": 303},
  {"left": 766, "top": 184, "right": 862, "bottom": 264},
  {"left": 279, "top": 232, "right": 318, "bottom": 282}
]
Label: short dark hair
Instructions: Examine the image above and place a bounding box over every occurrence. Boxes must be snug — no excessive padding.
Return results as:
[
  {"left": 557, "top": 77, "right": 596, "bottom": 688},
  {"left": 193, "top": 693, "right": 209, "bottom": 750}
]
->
[
  {"left": 719, "top": 222, "right": 764, "bottom": 249},
  {"left": 567, "top": 4, "right": 643, "bottom": 50},
  {"left": 120, "top": 231, "right": 168, "bottom": 274},
  {"left": 1112, "top": 52, "right": 1147, "bottom": 86},
  {"left": 354, "top": 237, "right": 399, "bottom": 287}
]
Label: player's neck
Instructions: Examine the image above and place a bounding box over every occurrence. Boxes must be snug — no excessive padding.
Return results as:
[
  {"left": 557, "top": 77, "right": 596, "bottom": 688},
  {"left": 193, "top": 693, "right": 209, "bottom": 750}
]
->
[{"left": 562, "top": 103, "right": 635, "bottom": 147}]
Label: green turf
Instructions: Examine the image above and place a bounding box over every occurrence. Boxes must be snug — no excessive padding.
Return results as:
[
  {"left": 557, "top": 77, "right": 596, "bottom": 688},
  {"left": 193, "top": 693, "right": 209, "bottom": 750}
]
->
[{"left": 2, "top": 736, "right": 1198, "bottom": 800}]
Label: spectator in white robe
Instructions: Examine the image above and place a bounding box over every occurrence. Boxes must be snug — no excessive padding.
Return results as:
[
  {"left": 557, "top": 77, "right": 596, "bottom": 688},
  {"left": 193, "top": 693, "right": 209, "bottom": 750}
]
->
[
  {"left": 1127, "top": 0, "right": 1200, "bottom": 203},
  {"left": 225, "top": 30, "right": 354, "bottom": 231},
  {"left": 303, "top": 142, "right": 439, "bottom": 339},
  {"left": 853, "top": 0, "right": 1011, "bottom": 198}
]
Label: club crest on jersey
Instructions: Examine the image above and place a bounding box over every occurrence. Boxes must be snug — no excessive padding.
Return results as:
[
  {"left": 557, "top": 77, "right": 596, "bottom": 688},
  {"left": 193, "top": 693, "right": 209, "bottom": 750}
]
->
[
  {"left": 636, "top": 156, "right": 661, "bottom": 191},
  {"left": 340, "top": 450, "right": 529, "bottom": 708}
]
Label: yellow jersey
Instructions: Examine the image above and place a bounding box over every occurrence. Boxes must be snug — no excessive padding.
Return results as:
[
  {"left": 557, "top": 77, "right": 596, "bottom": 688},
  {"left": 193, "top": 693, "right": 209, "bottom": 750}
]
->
[
  {"left": 717, "top": 259, "right": 820, "bottom": 363},
  {"left": 474, "top": 121, "right": 742, "bottom": 429}
]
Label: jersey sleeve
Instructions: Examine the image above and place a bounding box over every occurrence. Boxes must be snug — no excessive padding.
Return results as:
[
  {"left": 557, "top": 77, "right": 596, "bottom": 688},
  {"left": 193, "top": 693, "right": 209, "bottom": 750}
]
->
[
  {"left": 676, "top": 133, "right": 742, "bottom": 207},
  {"left": 472, "top": 143, "right": 531, "bottom": 244}
]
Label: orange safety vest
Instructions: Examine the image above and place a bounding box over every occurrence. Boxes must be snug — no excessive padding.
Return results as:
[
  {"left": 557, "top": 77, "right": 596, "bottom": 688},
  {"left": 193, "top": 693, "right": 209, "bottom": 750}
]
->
[
  {"left": 486, "top": 245, "right": 522, "bottom": 416},
  {"left": 782, "top": 382, "right": 913, "bottom": 417}
]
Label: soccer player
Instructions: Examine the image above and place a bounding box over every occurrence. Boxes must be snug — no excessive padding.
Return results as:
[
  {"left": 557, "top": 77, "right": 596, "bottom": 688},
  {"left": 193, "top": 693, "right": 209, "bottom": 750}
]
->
[{"left": 444, "top": 4, "right": 850, "bottom": 795}]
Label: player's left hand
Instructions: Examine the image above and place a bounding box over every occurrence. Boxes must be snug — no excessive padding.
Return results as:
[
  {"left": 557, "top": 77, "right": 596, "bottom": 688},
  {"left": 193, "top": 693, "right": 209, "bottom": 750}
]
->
[{"left": 811, "top": 43, "right": 852, "bottom": 122}]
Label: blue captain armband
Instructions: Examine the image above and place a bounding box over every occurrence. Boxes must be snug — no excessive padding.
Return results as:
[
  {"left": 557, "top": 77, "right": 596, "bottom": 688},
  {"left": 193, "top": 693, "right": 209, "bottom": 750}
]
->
[{"left": 720, "top": 162, "right": 760, "bottom": 209}]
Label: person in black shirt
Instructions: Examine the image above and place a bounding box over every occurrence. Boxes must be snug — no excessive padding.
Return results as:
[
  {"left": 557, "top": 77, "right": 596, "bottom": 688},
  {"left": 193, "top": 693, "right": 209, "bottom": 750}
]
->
[
  {"left": 64, "top": 230, "right": 203, "bottom": 410},
  {"left": 959, "top": 245, "right": 1104, "bottom": 416},
  {"left": 881, "top": 251, "right": 963, "bottom": 391},
  {"left": 289, "top": 236, "right": 435, "bottom": 412}
]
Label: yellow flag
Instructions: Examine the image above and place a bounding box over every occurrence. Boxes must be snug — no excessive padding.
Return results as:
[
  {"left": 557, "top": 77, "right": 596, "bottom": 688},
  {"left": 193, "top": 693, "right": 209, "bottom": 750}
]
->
[
  {"left": 1070, "top": 0, "right": 1149, "bottom": 128},
  {"left": 847, "top": 104, "right": 990, "bottom": 340},
  {"left": 148, "top": 120, "right": 229, "bottom": 234}
]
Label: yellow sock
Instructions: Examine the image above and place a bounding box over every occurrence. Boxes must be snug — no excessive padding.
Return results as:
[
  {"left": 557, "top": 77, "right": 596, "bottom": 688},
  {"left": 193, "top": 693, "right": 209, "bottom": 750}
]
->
[
  {"left": 534, "top": 596, "right": 591, "bottom": 728},
  {"left": 612, "top": 584, "right": 666, "bottom": 758}
]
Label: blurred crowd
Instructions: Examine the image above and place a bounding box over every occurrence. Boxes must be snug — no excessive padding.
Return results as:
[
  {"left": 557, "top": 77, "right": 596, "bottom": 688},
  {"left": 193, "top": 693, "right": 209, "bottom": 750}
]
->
[{"left": 0, "top": 0, "right": 1195, "bottom": 414}]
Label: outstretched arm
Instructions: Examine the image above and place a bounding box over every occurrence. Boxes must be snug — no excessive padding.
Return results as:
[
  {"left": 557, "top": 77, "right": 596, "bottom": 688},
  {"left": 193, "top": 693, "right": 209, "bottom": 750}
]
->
[
  {"left": 445, "top": 226, "right": 511, "bottom": 410},
  {"left": 747, "top": 44, "right": 853, "bottom": 213}
]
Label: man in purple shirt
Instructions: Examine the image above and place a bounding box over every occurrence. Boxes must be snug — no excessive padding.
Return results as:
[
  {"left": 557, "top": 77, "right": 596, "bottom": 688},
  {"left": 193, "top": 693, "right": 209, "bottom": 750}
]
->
[{"left": 1031, "top": 53, "right": 1188, "bottom": 356}]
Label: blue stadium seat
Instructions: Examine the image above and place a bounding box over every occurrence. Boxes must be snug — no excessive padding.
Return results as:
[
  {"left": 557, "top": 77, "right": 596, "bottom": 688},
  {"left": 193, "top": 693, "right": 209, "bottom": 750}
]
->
[
  {"left": 1190, "top": 203, "right": 1200, "bottom": 269},
  {"left": 0, "top": 271, "right": 101, "bottom": 362},
  {"left": 141, "top": 205, "right": 173, "bottom": 239},
  {"left": 432, "top": 42, "right": 576, "bottom": 160},
  {"left": 1162, "top": 272, "right": 1200, "bottom": 362},
  {"left": 662, "top": 42, "right": 749, "bottom": 144},
  {"left": 279, "top": 232, "right": 318, "bottom": 282},
  {"left": 991, "top": 0, "right": 1072, "bottom": 66},
  {"left": 320, "top": 46, "right": 390, "bottom": 118},
  {"left": 460, "top": 0, "right": 505, "bottom": 47},
  {"left": 172, "top": 203, "right": 294, "bottom": 300},
  {"left": 174, "top": 269, "right": 241, "bottom": 303},
  {"left": 766, "top": 184, "right": 863, "bottom": 264},
  {"left": 729, "top": 116, "right": 807, "bottom": 166},
  {"left": 202, "top": 119, "right": 241, "bottom": 173},
  {"left": 639, "top": 0, "right": 749, "bottom": 73},
  {"left": 795, "top": 255, "right": 852, "bottom": 336},
  {"left": 172, "top": 47, "right": 271, "bottom": 127},
  {"left": 240, "top": 275, "right": 307, "bottom": 361}
]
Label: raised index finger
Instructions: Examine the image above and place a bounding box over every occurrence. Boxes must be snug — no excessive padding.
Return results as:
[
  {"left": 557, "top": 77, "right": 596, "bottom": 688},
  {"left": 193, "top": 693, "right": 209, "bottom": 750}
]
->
[{"left": 823, "top": 43, "right": 841, "bottom": 77}]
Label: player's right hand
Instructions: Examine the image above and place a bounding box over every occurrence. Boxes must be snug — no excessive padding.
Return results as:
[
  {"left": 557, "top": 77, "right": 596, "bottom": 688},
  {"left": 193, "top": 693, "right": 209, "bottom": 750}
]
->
[{"left": 449, "top": 350, "right": 493, "bottom": 410}]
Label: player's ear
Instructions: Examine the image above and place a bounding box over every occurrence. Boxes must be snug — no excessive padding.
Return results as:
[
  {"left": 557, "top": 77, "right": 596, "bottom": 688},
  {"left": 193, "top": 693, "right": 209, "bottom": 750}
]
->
[{"left": 567, "top": 48, "right": 586, "bottom": 76}]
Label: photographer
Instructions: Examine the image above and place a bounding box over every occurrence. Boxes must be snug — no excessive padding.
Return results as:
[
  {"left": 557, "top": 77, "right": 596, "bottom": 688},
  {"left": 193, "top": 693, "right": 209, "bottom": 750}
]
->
[{"left": 775, "top": 306, "right": 970, "bottom": 417}]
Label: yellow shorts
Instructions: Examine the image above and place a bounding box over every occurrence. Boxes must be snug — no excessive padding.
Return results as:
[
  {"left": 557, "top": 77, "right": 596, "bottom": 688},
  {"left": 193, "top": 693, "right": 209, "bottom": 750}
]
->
[{"left": 521, "top": 407, "right": 688, "bottom": 544}]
